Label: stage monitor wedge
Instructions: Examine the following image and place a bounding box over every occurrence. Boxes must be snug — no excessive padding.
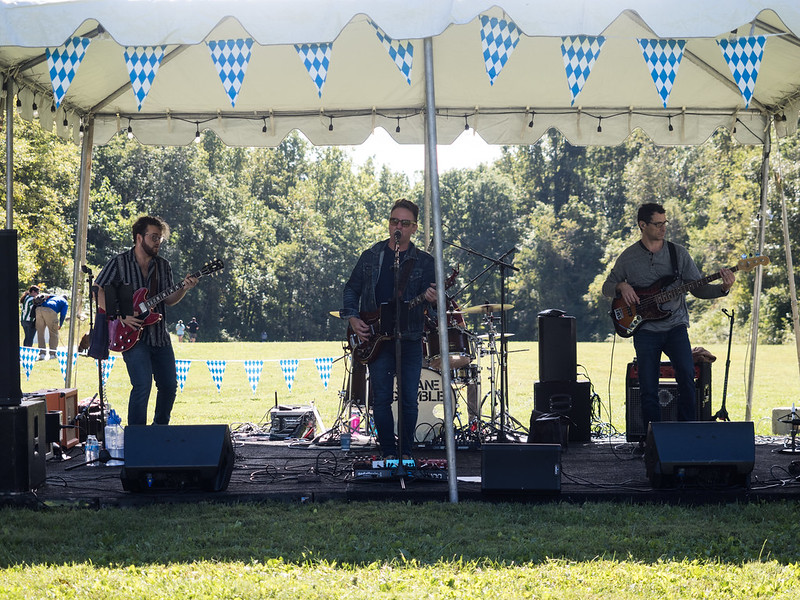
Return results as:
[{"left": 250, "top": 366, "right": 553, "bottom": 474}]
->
[
  {"left": 121, "top": 424, "right": 234, "bottom": 492},
  {"left": 481, "top": 443, "right": 561, "bottom": 492}
]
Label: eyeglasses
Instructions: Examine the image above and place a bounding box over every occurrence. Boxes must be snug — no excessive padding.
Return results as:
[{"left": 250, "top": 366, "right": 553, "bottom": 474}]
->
[
  {"left": 648, "top": 220, "right": 668, "bottom": 228},
  {"left": 389, "top": 217, "right": 417, "bottom": 228},
  {"left": 145, "top": 232, "right": 165, "bottom": 243}
]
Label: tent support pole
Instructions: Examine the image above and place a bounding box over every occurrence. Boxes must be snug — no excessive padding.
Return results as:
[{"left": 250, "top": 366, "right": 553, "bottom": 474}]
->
[
  {"left": 424, "top": 36, "right": 458, "bottom": 503},
  {"left": 4, "top": 76, "right": 12, "bottom": 229},
  {"left": 65, "top": 118, "right": 94, "bottom": 388},
  {"left": 745, "top": 124, "right": 770, "bottom": 422},
  {"left": 772, "top": 126, "right": 800, "bottom": 384}
]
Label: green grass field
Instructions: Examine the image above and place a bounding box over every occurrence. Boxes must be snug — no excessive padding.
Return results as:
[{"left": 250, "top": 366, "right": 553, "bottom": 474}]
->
[{"left": 21, "top": 338, "right": 800, "bottom": 436}]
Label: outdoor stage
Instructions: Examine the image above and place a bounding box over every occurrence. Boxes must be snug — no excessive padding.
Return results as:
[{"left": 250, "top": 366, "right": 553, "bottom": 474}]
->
[{"left": 5, "top": 430, "right": 800, "bottom": 508}]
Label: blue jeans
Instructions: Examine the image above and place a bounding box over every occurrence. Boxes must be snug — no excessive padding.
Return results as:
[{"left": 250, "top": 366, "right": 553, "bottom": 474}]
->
[
  {"left": 21, "top": 321, "right": 36, "bottom": 348},
  {"left": 633, "top": 325, "right": 696, "bottom": 428},
  {"left": 369, "top": 339, "right": 423, "bottom": 457},
  {"left": 122, "top": 342, "right": 177, "bottom": 425}
]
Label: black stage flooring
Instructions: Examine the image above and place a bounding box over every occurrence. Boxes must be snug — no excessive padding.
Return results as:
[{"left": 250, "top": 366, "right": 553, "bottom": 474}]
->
[{"left": 5, "top": 432, "right": 800, "bottom": 508}]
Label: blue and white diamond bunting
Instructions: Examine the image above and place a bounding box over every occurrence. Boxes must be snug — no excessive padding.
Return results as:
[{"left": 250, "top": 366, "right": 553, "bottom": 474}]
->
[
  {"left": 243, "top": 360, "right": 264, "bottom": 394},
  {"left": 279, "top": 359, "right": 300, "bottom": 391},
  {"left": 370, "top": 21, "right": 414, "bottom": 86},
  {"left": 480, "top": 15, "right": 520, "bottom": 86},
  {"left": 207, "top": 39, "right": 254, "bottom": 107},
  {"left": 19, "top": 346, "right": 38, "bottom": 380},
  {"left": 56, "top": 348, "right": 78, "bottom": 385},
  {"left": 124, "top": 46, "right": 166, "bottom": 110},
  {"left": 46, "top": 36, "right": 91, "bottom": 108},
  {"left": 314, "top": 357, "right": 334, "bottom": 389},
  {"left": 96, "top": 356, "right": 117, "bottom": 386},
  {"left": 295, "top": 43, "right": 331, "bottom": 98},
  {"left": 561, "top": 35, "right": 605, "bottom": 106},
  {"left": 638, "top": 39, "right": 686, "bottom": 108},
  {"left": 718, "top": 36, "right": 766, "bottom": 109},
  {"left": 206, "top": 360, "right": 227, "bottom": 392},
  {"left": 176, "top": 359, "right": 191, "bottom": 392}
]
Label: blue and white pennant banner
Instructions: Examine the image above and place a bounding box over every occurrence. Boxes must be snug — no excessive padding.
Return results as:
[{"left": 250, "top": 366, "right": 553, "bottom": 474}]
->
[
  {"left": 97, "top": 356, "right": 117, "bottom": 386},
  {"left": 561, "top": 35, "right": 605, "bottom": 106},
  {"left": 295, "top": 43, "right": 332, "bottom": 98},
  {"left": 370, "top": 21, "right": 414, "bottom": 86},
  {"left": 46, "top": 36, "right": 91, "bottom": 108},
  {"left": 124, "top": 46, "right": 166, "bottom": 110},
  {"left": 207, "top": 39, "right": 254, "bottom": 107},
  {"left": 176, "top": 359, "right": 191, "bottom": 392},
  {"left": 19, "top": 347, "right": 38, "bottom": 380},
  {"left": 314, "top": 357, "right": 334, "bottom": 389},
  {"left": 480, "top": 15, "right": 520, "bottom": 86},
  {"left": 638, "top": 39, "right": 686, "bottom": 108},
  {"left": 55, "top": 348, "right": 78, "bottom": 385},
  {"left": 243, "top": 360, "right": 264, "bottom": 394},
  {"left": 717, "top": 36, "right": 766, "bottom": 109},
  {"left": 279, "top": 359, "right": 300, "bottom": 391},
  {"left": 206, "top": 360, "right": 227, "bottom": 392}
]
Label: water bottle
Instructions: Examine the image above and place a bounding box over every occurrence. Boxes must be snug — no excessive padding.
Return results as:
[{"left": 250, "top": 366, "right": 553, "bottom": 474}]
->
[
  {"left": 349, "top": 406, "right": 361, "bottom": 434},
  {"left": 104, "top": 409, "right": 125, "bottom": 467},
  {"left": 85, "top": 434, "right": 99, "bottom": 466}
]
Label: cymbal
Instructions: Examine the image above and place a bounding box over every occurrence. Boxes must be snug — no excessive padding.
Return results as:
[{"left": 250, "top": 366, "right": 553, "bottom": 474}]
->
[
  {"left": 477, "top": 332, "right": 515, "bottom": 340},
  {"left": 459, "top": 303, "right": 514, "bottom": 314}
]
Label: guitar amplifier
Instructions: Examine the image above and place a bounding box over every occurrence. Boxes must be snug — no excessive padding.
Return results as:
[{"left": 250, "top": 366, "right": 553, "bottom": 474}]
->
[
  {"left": 268, "top": 405, "right": 316, "bottom": 440},
  {"left": 36, "top": 388, "right": 80, "bottom": 449},
  {"left": 625, "top": 361, "right": 712, "bottom": 442}
]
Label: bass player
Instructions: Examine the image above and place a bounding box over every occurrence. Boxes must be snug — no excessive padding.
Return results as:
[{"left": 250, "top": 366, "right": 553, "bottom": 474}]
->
[
  {"left": 342, "top": 199, "right": 437, "bottom": 459},
  {"left": 602, "top": 202, "right": 735, "bottom": 433},
  {"left": 95, "top": 215, "right": 198, "bottom": 426}
]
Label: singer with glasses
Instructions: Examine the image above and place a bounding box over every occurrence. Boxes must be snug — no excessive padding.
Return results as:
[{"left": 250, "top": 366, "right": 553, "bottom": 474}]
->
[{"left": 342, "top": 199, "right": 437, "bottom": 459}]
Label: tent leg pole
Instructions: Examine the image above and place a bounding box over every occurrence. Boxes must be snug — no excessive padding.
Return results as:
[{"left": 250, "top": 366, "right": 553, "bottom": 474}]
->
[
  {"left": 745, "top": 125, "right": 770, "bottom": 422},
  {"left": 4, "top": 76, "right": 12, "bottom": 229},
  {"left": 65, "top": 118, "right": 94, "bottom": 388},
  {"left": 424, "top": 36, "right": 458, "bottom": 503}
]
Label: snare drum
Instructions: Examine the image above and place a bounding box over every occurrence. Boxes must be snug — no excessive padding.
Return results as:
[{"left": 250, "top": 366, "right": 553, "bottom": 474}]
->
[
  {"left": 451, "top": 363, "right": 480, "bottom": 385},
  {"left": 425, "top": 327, "right": 474, "bottom": 369}
]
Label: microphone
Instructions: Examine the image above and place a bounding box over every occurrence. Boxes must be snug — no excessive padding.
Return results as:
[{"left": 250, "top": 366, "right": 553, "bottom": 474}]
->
[
  {"left": 81, "top": 264, "right": 93, "bottom": 275},
  {"left": 394, "top": 229, "right": 402, "bottom": 250}
]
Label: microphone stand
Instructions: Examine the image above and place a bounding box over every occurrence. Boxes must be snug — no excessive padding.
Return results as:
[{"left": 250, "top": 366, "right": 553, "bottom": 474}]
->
[
  {"left": 392, "top": 231, "right": 407, "bottom": 482},
  {"left": 83, "top": 265, "right": 108, "bottom": 449},
  {"left": 713, "top": 308, "right": 734, "bottom": 422},
  {"left": 442, "top": 240, "right": 518, "bottom": 441}
]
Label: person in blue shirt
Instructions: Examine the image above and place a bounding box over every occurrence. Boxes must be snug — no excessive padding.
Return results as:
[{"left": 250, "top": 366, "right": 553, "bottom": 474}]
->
[{"left": 34, "top": 293, "right": 69, "bottom": 360}]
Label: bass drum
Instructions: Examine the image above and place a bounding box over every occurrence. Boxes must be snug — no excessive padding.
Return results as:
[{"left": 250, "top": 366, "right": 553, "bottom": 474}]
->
[
  {"left": 392, "top": 367, "right": 455, "bottom": 443},
  {"left": 424, "top": 327, "right": 474, "bottom": 370}
]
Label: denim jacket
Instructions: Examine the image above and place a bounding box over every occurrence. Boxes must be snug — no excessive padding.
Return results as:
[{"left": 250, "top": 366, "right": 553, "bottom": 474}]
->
[{"left": 342, "top": 239, "right": 435, "bottom": 341}]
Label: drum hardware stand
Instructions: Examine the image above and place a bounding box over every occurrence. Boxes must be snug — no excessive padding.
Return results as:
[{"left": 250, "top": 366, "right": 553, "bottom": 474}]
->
[{"left": 713, "top": 308, "right": 734, "bottom": 421}]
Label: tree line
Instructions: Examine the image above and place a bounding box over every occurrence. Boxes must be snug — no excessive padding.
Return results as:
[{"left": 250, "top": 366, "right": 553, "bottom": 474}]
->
[{"left": 3, "top": 115, "right": 797, "bottom": 343}]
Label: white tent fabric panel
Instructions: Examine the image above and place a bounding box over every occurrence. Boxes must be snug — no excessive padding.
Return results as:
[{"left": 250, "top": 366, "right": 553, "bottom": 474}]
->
[{"left": 1, "top": 1, "right": 800, "bottom": 147}]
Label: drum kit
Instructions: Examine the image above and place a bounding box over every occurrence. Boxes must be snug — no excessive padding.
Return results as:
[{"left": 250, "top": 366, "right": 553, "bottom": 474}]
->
[{"left": 331, "top": 300, "right": 526, "bottom": 448}]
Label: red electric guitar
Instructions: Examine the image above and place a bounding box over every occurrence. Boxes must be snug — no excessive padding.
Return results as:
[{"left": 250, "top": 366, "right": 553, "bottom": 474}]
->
[
  {"left": 609, "top": 255, "right": 768, "bottom": 338},
  {"left": 107, "top": 258, "right": 224, "bottom": 352}
]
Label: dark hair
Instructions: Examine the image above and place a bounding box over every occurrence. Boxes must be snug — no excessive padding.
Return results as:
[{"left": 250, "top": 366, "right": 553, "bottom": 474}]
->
[
  {"left": 637, "top": 203, "right": 665, "bottom": 225},
  {"left": 391, "top": 198, "right": 419, "bottom": 221},
  {"left": 20, "top": 285, "right": 40, "bottom": 304},
  {"left": 132, "top": 215, "right": 169, "bottom": 243}
]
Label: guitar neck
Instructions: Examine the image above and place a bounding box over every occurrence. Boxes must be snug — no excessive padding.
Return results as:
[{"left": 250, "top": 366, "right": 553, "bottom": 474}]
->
[
  {"left": 652, "top": 266, "right": 737, "bottom": 304},
  {"left": 144, "top": 269, "right": 202, "bottom": 309}
]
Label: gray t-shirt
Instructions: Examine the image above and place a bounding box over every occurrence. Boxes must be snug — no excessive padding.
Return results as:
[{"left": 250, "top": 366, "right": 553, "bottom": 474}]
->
[{"left": 602, "top": 240, "right": 726, "bottom": 332}]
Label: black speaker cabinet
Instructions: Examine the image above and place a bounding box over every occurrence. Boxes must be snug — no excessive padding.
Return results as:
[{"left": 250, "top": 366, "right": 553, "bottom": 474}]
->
[
  {"left": 534, "top": 380, "right": 592, "bottom": 442},
  {"left": 645, "top": 421, "right": 755, "bottom": 488},
  {"left": 121, "top": 424, "right": 235, "bottom": 492},
  {"left": 481, "top": 443, "right": 561, "bottom": 492},
  {"left": 0, "top": 398, "right": 47, "bottom": 492},
  {"left": 626, "top": 362, "right": 712, "bottom": 442},
  {"left": 0, "top": 230, "right": 22, "bottom": 406},
  {"left": 537, "top": 312, "right": 577, "bottom": 382}
]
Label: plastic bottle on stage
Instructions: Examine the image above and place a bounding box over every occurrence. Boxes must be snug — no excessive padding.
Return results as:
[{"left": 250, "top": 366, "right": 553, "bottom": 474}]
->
[
  {"left": 104, "top": 409, "right": 125, "bottom": 466},
  {"left": 85, "top": 435, "right": 99, "bottom": 466},
  {"left": 349, "top": 406, "right": 361, "bottom": 433}
]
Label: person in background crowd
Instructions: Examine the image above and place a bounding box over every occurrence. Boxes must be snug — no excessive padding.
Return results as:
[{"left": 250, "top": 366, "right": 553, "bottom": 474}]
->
[
  {"left": 20, "top": 284, "right": 40, "bottom": 347},
  {"left": 187, "top": 316, "right": 199, "bottom": 342},
  {"left": 176, "top": 319, "right": 185, "bottom": 342},
  {"left": 34, "top": 292, "right": 68, "bottom": 360}
]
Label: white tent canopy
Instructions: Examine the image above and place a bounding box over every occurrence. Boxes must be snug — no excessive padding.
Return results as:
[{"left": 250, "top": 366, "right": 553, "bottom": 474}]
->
[
  {"left": 3, "top": 0, "right": 800, "bottom": 502},
  {"left": 2, "top": 1, "right": 800, "bottom": 148}
]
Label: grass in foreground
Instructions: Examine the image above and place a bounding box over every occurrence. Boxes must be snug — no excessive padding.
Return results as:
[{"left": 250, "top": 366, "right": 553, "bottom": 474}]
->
[{"left": 1, "top": 501, "right": 799, "bottom": 599}]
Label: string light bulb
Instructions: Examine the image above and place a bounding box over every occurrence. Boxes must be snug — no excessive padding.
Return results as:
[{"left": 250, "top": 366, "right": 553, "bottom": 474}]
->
[
  {"left": 328, "top": 116, "right": 333, "bottom": 131},
  {"left": 464, "top": 116, "right": 469, "bottom": 131},
  {"left": 127, "top": 119, "right": 134, "bottom": 139},
  {"left": 194, "top": 122, "right": 201, "bottom": 143},
  {"left": 528, "top": 111, "right": 535, "bottom": 128},
  {"left": 32, "top": 101, "right": 38, "bottom": 118},
  {"left": 668, "top": 116, "right": 674, "bottom": 132},
  {"left": 395, "top": 117, "right": 401, "bottom": 133},
  {"left": 261, "top": 119, "right": 267, "bottom": 134},
  {"left": 596, "top": 117, "right": 602, "bottom": 133}
]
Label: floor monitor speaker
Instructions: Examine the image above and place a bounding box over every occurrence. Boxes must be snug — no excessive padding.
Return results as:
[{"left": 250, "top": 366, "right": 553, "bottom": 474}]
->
[
  {"left": 0, "top": 398, "right": 46, "bottom": 492},
  {"left": 481, "top": 443, "right": 561, "bottom": 492},
  {"left": 121, "top": 424, "right": 234, "bottom": 492},
  {"left": 645, "top": 421, "right": 754, "bottom": 488}
]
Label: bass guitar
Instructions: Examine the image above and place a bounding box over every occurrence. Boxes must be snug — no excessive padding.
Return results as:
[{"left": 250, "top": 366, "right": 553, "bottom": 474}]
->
[
  {"left": 609, "top": 255, "right": 768, "bottom": 338},
  {"left": 107, "top": 258, "right": 224, "bottom": 352},
  {"left": 348, "top": 267, "right": 458, "bottom": 365}
]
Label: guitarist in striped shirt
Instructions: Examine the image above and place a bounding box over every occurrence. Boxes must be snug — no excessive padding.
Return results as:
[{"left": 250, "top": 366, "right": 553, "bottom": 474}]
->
[
  {"left": 342, "top": 199, "right": 437, "bottom": 459},
  {"left": 602, "top": 203, "right": 735, "bottom": 434}
]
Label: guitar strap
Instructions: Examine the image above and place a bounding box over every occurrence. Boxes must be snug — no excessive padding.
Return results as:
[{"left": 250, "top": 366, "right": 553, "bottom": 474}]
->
[{"left": 667, "top": 241, "right": 680, "bottom": 281}]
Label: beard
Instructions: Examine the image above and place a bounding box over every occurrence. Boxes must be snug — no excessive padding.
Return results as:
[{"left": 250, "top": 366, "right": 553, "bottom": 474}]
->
[{"left": 142, "top": 239, "right": 160, "bottom": 258}]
